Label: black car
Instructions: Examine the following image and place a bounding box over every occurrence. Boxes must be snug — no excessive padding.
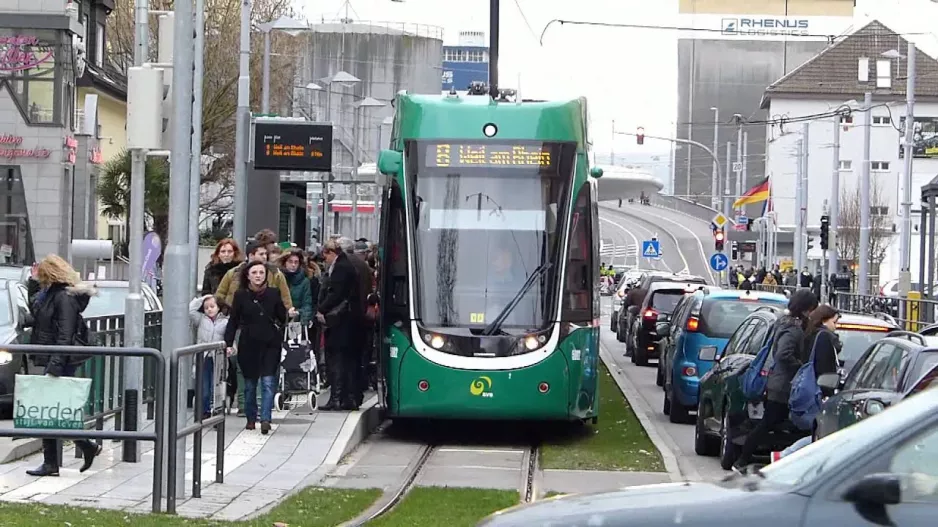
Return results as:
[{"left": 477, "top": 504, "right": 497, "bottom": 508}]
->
[
  {"left": 0, "top": 278, "right": 35, "bottom": 418},
  {"left": 628, "top": 282, "right": 708, "bottom": 366},
  {"left": 616, "top": 272, "right": 706, "bottom": 350},
  {"left": 480, "top": 387, "right": 938, "bottom": 526},
  {"left": 815, "top": 331, "right": 938, "bottom": 440}
]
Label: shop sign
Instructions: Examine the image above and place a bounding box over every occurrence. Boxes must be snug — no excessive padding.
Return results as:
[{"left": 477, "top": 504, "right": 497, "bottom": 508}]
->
[
  {"left": 0, "top": 134, "right": 51, "bottom": 160},
  {"left": 89, "top": 147, "right": 103, "bottom": 165},
  {"left": 64, "top": 136, "right": 78, "bottom": 164},
  {"left": 0, "top": 36, "right": 54, "bottom": 73}
]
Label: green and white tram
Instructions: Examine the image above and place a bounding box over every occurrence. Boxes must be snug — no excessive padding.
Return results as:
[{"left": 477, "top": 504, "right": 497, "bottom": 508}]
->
[{"left": 374, "top": 92, "right": 603, "bottom": 421}]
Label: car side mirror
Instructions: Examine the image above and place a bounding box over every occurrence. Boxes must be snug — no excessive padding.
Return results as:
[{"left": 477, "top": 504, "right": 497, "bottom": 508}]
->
[
  {"left": 843, "top": 473, "right": 901, "bottom": 506},
  {"left": 817, "top": 373, "right": 841, "bottom": 395},
  {"left": 656, "top": 313, "right": 668, "bottom": 322},
  {"left": 367, "top": 293, "right": 380, "bottom": 306},
  {"left": 863, "top": 398, "right": 886, "bottom": 416},
  {"left": 656, "top": 322, "right": 671, "bottom": 335},
  {"left": 627, "top": 306, "right": 639, "bottom": 316}
]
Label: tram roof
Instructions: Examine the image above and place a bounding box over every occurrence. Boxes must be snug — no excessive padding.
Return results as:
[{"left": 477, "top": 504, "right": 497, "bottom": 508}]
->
[{"left": 395, "top": 93, "right": 589, "bottom": 145}]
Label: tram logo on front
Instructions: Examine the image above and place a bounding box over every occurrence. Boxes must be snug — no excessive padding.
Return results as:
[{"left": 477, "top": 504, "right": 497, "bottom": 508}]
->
[{"left": 470, "top": 376, "right": 494, "bottom": 398}]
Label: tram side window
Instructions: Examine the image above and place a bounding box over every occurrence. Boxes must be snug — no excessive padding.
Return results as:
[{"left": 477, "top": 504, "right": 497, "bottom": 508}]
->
[
  {"left": 384, "top": 183, "right": 410, "bottom": 320},
  {"left": 563, "top": 185, "right": 592, "bottom": 321}
]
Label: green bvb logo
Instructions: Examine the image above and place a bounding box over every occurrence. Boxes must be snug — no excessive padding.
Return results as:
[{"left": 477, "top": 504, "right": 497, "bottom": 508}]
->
[{"left": 469, "top": 376, "right": 493, "bottom": 398}]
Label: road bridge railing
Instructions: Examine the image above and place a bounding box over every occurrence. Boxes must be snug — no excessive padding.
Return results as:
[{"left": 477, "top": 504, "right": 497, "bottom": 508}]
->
[
  {"left": 0, "top": 344, "right": 165, "bottom": 513},
  {"left": 652, "top": 195, "right": 737, "bottom": 229},
  {"left": 834, "top": 292, "right": 938, "bottom": 331},
  {"left": 166, "top": 341, "right": 228, "bottom": 514}
]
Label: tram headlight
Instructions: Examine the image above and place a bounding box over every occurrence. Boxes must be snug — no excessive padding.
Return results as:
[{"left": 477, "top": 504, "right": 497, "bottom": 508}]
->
[
  {"left": 429, "top": 334, "right": 446, "bottom": 349},
  {"left": 523, "top": 336, "right": 540, "bottom": 351}
]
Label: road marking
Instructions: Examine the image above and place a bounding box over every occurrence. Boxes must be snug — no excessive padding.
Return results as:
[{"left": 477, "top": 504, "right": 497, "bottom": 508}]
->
[
  {"left": 603, "top": 210, "right": 688, "bottom": 275},
  {"left": 600, "top": 217, "right": 654, "bottom": 270},
  {"left": 641, "top": 206, "right": 718, "bottom": 284}
]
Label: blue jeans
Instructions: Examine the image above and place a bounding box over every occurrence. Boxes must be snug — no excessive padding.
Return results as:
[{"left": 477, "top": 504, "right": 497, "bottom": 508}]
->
[
  {"left": 243, "top": 376, "right": 275, "bottom": 423},
  {"left": 201, "top": 357, "right": 214, "bottom": 415}
]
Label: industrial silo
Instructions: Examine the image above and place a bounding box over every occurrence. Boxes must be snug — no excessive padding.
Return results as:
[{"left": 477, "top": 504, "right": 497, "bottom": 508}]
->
[{"left": 291, "top": 19, "right": 443, "bottom": 243}]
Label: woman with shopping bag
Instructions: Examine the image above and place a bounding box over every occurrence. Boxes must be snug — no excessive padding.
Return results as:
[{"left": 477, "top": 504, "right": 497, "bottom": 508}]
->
[{"left": 24, "top": 255, "right": 101, "bottom": 477}]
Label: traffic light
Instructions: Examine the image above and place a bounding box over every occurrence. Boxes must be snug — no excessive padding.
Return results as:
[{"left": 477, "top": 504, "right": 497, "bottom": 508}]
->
[
  {"left": 636, "top": 127, "right": 645, "bottom": 145},
  {"left": 820, "top": 215, "right": 830, "bottom": 250},
  {"left": 746, "top": 218, "right": 754, "bottom": 231},
  {"left": 714, "top": 228, "right": 725, "bottom": 252},
  {"left": 731, "top": 242, "right": 739, "bottom": 260},
  {"left": 807, "top": 236, "right": 815, "bottom": 252}
]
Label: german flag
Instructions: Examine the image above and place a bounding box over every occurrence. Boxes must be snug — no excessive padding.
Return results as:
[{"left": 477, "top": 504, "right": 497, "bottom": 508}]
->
[{"left": 733, "top": 177, "right": 770, "bottom": 208}]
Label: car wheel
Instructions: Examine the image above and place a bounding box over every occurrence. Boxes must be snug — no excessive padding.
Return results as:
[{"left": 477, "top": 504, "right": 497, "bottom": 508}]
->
[
  {"left": 695, "top": 398, "right": 719, "bottom": 456},
  {"left": 617, "top": 324, "right": 626, "bottom": 343},
  {"left": 668, "top": 383, "right": 691, "bottom": 424},
  {"left": 610, "top": 316, "right": 617, "bottom": 332},
  {"left": 634, "top": 343, "right": 648, "bottom": 366},
  {"left": 655, "top": 361, "right": 664, "bottom": 387},
  {"left": 663, "top": 386, "right": 671, "bottom": 415},
  {"left": 719, "top": 410, "right": 740, "bottom": 470}
]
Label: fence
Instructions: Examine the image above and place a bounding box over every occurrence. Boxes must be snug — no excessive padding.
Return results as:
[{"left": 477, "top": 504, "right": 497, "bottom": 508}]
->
[
  {"left": 653, "top": 194, "right": 735, "bottom": 227},
  {"left": 0, "top": 344, "right": 165, "bottom": 513}
]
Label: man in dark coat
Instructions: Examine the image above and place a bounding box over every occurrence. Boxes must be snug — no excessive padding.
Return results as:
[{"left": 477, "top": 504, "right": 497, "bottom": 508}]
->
[
  {"left": 317, "top": 239, "right": 362, "bottom": 411},
  {"left": 343, "top": 238, "right": 374, "bottom": 406}
]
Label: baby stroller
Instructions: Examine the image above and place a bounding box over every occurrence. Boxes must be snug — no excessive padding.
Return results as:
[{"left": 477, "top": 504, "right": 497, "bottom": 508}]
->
[{"left": 274, "top": 322, "right": 321, "bottom": 411}]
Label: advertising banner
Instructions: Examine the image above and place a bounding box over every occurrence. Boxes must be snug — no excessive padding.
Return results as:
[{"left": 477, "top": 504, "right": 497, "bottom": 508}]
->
[{"left": 899, "top": 117, "right": 938, "bottom": 158}]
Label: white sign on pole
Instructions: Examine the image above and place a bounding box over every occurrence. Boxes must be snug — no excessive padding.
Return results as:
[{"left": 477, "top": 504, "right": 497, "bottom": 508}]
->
[{"left": 732, "top": 162, "right": 742, "bottom": 173}]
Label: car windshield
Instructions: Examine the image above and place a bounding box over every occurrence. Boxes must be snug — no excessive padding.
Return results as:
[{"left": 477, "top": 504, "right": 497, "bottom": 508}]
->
[
  {"left": 837, "top": 329, "right": 891, "bottom": 363},
  {"left": 758, "top": 388, "right": 938, "bottom": 486},
  {"left": 83, "top": 287, "right": 131, "bottom": 317},
  {"left": 699, "top": 299, "right": 786, "bottom": 338},
  {"left": 651, "top": 290, "right": 685, "bottom": 313},
  {"left": 409, "top": 140, "right": 576, "bottom": 332}
]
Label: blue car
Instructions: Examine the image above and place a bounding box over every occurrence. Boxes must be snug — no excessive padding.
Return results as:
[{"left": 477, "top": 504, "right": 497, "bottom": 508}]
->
[{"left": 659, "top": 288, "right": 788, "bottom": 423}]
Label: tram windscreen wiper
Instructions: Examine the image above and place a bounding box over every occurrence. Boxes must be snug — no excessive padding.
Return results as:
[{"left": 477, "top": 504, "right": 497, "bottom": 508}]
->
[{"left": 481, "top": 262, "right": 552, "bottom": 336}]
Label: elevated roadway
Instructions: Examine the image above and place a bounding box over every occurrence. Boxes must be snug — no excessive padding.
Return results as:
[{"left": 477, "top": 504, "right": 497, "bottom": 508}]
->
[{"left": 593, "top": 165, "right": 663, "bottom": 200}]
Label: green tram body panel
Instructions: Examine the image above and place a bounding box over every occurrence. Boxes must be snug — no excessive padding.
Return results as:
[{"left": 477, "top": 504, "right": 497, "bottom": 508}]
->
[{"left": 378, "top": 93, "right": 600, "bottom": 421}]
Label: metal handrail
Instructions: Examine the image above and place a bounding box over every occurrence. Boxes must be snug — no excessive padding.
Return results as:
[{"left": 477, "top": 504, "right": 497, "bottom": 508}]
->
[
  {"left": 166, "top": 341, "right": 227, "bottom": 514},
  {"left": 0, "top": 344, "right": 165, "bottom": 514}
]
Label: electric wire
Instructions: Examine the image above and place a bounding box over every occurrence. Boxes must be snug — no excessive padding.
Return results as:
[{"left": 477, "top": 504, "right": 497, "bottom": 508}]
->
[{"left": 512, "top": 0, "right": 541, "bottom": 43}]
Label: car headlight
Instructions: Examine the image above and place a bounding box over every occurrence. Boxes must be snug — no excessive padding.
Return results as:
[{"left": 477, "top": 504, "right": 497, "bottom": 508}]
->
[{"left": 0, "top": 351, "right": 12, "bottom": 366}]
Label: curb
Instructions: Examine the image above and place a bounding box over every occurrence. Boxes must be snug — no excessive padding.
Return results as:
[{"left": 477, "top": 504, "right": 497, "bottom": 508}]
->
[
  {"left": 599, "top": 344, "right": 693, "bottom": 482},
  {"left": 0, "top": 437, "right": 42, "bottom": 464}
]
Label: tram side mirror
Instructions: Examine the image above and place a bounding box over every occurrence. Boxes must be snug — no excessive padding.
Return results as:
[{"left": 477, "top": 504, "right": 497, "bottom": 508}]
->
[
  {"left": 378, "top": 149, "right": 403, "bottom": 178},
  {"left": 590, "top": 167, "right": 604, "bottom": 179},
  {"left": 367, "top": 293, "right": 379, "bottom": 306}
]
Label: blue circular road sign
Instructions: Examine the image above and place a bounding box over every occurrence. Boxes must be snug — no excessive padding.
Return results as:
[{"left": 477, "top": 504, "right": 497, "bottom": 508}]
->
[{"left": 710, "top": 252, "right": 729, "bottom": 272}]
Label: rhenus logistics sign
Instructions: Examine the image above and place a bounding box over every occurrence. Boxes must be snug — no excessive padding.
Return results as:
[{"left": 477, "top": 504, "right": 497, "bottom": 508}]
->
[{"left": 722, "top": 17, "right": 809, "bottom": 36}]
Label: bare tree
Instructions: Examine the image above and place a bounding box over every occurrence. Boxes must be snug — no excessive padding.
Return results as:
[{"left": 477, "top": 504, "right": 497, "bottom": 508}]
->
[
  {"left": 105, "top": 0, "right": 300, "bottom": 221},
  {"left": 836, "top": 177, "right": 893, "bottom": 278}
]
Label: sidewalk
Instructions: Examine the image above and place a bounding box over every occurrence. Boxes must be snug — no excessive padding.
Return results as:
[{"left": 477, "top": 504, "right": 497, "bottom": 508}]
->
[{"left": 0, "top": 393, "right": 380, "bottom": 521}]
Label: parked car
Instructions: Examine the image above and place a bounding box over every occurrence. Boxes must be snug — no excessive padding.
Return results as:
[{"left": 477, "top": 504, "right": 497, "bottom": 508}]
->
[
  {"left": 695, "top": 309, "right": 898, "bottom": 469},
  {"left": 659, "top": 289, "right": 788, "bottom": 424},
  {"left": 628, "top": 281, "right": 709, "bottom": 366},
  {"left": 815, "top": 331, "right": 938, "bottom": 440},
  {"left": 83, "top": 281, "right": 163, "bottom": 318},
  {"left": 0, "top": 265, "right": 30, "bottom": 284},
  {"left": 480, "top": 386, "right": 938, "bottom": 527},
  {"left": 616, "top": 272, "right": 706, "bottom": 349},
  {"left": 0, "top": 278, "right": 36, "bottom": 418}
]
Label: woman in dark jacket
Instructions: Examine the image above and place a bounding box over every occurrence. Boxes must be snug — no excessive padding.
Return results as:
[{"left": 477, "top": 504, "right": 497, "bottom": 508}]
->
[
  {"left": 25, "top": 255, "right": 101, "bottom": 477},
  {"left": 201, "top": 238, "right": 243, "bottom": 295},
  {"left": 803, "top": 305, "right": 842, "bottom": 379},
  {"left": 734, "top": 288, "right": 818, "bottom": 470},
  {"left": 223, "top": 261, "right": 287, "bottom": 434}
]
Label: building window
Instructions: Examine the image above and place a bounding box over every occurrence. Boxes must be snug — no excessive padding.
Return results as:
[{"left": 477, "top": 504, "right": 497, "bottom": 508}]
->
[
  {"left": 876, "top": 60, "right": 891, "bottom": 88},
  {"left": 0, "top": 167, "right": 36, "bottom": 265},
  {"left": 0, "top": 29, "right": 66, "bottom": 125},
  {"left": 872, "top": 116, "right": 891, "bottom": 125},
  {"left": 871, "top": 206, "right": 889, "bottom": 216},
  {"left": 839, "top": 160, "right": 853, "bottom": 171},
  {"left": 871, "top": 161, "right": 890, "bottom": 171}
]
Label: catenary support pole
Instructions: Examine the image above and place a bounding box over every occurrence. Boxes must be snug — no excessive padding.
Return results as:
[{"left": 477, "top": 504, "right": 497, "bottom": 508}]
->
[
  {"left": 351, "top": 106, "right": 359, "bottom": 238},
  {"left": 795, "top": 138, "right": 804, "bottom": 273},
  {"left": 189, "top": 0, "right": 205, "bottom": 295},
  {"left": 488, "top": 0, "right": 499, "bottom": 97},
  {"left": 724, "top": 141, "right": 732, "bottom": 219},
  {"left": 828, "top": 115, "right": 841, "bottom": 280},
  {"left": 262, "top": 29, "right": 271, "bottom": 114},
  {"left": 164, "top": 0, "right": 195, "bottom": 497},
  {"left": 123, "top": 0, "right": 149, "bottom": 463},
  {"left": 735, "top": 117, "right": 742, "bottom": 215},
  {"left": 742, "top": 131, "right": 749, "bottom": 207},
  {"left": 858, "top": 92, "right": 873, "bottom": 295},
  {"left": 899, "top": 42, "right": 916, "bottom": 312},
  {"left": 232, "top": 0, "right": 251, "bottom": 245},
  {"left": 801, "top": 122, "right": 810, "bottom": 270},
  {"left": 710, "top": 108, "right": 719, "bottom": 209}
]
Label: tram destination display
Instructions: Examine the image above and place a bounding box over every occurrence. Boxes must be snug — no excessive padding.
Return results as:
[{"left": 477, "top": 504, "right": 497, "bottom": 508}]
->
[
  {"left": 425, "top": 142, "right": 557, "bottom": 168},
  {"left": 253, "top": 121, "right": 333, "bottom": 171}
]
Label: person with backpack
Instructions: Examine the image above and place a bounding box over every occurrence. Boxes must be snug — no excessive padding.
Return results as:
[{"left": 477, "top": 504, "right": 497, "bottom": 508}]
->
[
  {"left": 24, "top": 255, "right": 101, "bottom": 477},
  {"left": 734, "top": 289, "right": 818, "bottom": 471},
  {"left": 771, "top": 305, "right": 842, "bottom": 462}
]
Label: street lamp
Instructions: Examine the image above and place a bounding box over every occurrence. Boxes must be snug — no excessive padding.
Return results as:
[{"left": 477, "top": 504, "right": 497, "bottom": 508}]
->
[
  {"left": 352, "top": 96, "right": 387, "bottom": 238},
  {"left": 292, "top": 82, "right": 322, "bottom": 119},
  {"left": 260, "top": 16, "right": 308, "bottom": 114}
]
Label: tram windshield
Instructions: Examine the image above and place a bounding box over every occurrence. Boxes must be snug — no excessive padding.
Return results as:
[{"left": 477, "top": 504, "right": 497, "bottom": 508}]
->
[{"left": 409, "top": 140, "right": 576, "bottom": 333}]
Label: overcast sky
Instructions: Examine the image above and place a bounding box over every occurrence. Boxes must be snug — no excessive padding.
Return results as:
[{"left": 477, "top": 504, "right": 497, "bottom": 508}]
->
[{"left": 299, "top": 0, "right": 938, "bottom": 157}]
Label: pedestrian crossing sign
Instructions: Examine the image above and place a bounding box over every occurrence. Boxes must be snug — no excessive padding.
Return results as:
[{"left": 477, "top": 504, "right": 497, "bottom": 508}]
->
[{"left": 641, "top": 240, "right": 661, "bottom": 259}]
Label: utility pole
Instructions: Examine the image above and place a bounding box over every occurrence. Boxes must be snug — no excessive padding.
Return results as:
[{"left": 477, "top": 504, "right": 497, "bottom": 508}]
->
[
  {"left": 710, "top": 107, "right": 719, "bottom": 209},
  {"left": 899, "top": 43, "right": 916, "bottom": 311},
  {"left": 724, "top": 141, "right": 732, "bottom": 219},
  {"left": 795, "top": 137, "right": 804, "bottom": 273},
  {"left": 858, "top": 91, "right": 873, "bottom": 295},
  {"left": 123, "top": 0, "right": 149, "bottom": 464},
  {"left": 801, "top": 122, "right": 810, "bottom": 270},
  {"left": 828, "top": 114, "right": 841, "bottom": 280},
  {"left": 189, "top": 0, "right": 205, "bottom": 295},
  {"left": 262, "top": 28, "right": 271, "bottom": 114},
  {"left": 734, "top": 115, "right": 742, "bottom": 215},
  {"left": 164, "top": 0, "right": 195, "bottom": 496},
  {"left": 488, "top": 0, "right": 499, "bottom": 97},
  {"left": 232, "top": 0, "right": 251, "bottom": 244},
  {"left": 742, "top": 130, "right": 749, "bottom": 204}
]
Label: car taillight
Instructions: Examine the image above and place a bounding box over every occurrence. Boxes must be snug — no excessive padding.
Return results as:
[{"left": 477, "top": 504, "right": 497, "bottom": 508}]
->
[
  {"left": 686, "top": 316, "right": 699, "bottom": 332},
  {"left": 643, "top": 308, "right": 658, "bottom": 320}
]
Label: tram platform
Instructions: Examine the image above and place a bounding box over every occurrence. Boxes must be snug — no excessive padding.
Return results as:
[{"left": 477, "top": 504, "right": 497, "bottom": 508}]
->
[{"left": 0, "top": 393, "right": 380, "bottom": 520}]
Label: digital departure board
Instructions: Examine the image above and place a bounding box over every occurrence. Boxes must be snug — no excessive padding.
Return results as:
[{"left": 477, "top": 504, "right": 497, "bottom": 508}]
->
[
  {"left": 425, "top": 143, "right": 555, "bottom": 168},
  {"left": 253, "top": 121, "right": 333, "bottom": 172}
]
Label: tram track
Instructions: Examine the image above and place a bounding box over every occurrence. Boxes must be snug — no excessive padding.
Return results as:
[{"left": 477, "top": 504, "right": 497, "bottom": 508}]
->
[{"left": 350, "top": 441, "right": 541, "bottom": 525}]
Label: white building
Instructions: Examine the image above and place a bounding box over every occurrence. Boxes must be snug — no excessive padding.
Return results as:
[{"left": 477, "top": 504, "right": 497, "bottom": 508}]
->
[{"left": 761, "top": 20, "right": 938, "bottom": 285}]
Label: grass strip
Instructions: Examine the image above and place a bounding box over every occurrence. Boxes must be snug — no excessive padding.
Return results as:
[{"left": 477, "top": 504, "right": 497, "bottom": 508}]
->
[
  {"left": 0, "top": 487, "right": 381, "bottom": 527},
  {"left": 369, "top": 487, "right": 518, "bottom": 527},
  {"left": 539, "top": 363, "right": 665, "bottom": 471}
]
